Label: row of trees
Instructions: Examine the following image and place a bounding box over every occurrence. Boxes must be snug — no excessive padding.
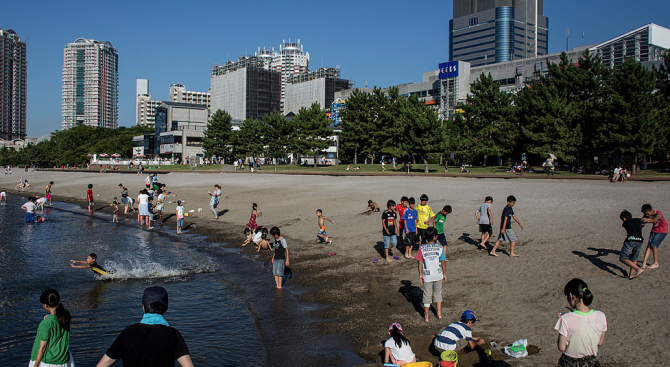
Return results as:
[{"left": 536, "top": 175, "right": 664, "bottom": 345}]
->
[
  {"left": 0, "top": 125, "right": 152, "bottom": 167},
  {"left": 453, "top": 50, "right": 670, "bottom": 169},
  {"left": 203, "top": 102, "right": 333, "bottom": 167}
]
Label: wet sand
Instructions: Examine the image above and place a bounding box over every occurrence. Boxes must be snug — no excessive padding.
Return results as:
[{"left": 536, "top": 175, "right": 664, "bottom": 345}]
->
[{"left": 3, "top": 170, "right": 669, "bottom": 366}]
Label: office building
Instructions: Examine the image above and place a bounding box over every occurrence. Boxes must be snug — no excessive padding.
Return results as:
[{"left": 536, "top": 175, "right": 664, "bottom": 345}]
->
[
  {"left": 0, "top": 28, "right": 27, "bottom": 140},
  {"left": 169, "top": 84, "right": 211, "bottom": 111},
  {"left": 438, "top": 23, "right": 670, "bottom": 120},
  {"left": 62, "top": 38, "right": 118, "bottom": 129},
  {"left": 210, "top": 56, "right": 282, "bottom": 127},
  {"left": 153, "top": 102, "right": 208, "bottom": 161},
  {"left": 450, "top": 0, "right": 548, "bottom": 67},
  {"left": 284, "top": 67, "right": 351, "bottom": 115}
]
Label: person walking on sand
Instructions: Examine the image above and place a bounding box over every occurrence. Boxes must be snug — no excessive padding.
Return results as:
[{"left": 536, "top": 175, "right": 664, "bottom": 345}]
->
[
  {"left": 208, "top": 184, "right": 221, "bottom": 220},
  {"left": 618, "top": 210, "right": 645, "bottom": 279},
  {"left": 475, "top": 196, "right": 494, "bottom": 251},
  {"left": 246, "top": 203, "right": 259, "bottom": 231},
  {"left": 45, "top": 181, "right": 54, "bottom": 206},
  {"left": 270, "top": 226, "right": 289, "bottom": 289},
  {"left": 417, "top": 227, "right": 446, "bottom": 322},
  {"left": 555, "top": 278, "right": 607, "bottom": 367},
  {"left": 381, "top": 200, "right": 399, "bottom": 263},
  {"left": 316, "top": 209, "right": 334, "bottom": 244},
  {"left": 490, "top": 195, "right": 524, "bottom": 257},
  {"left": 29, "top": 289, "right": 75, "bottom": 367},
  {"left": 641, "top": 203, "right": 667, "bottom": 270}
]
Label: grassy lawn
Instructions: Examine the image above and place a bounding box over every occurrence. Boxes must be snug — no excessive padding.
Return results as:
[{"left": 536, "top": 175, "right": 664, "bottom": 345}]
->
[{"left": 138, "top": 163, "right": 669, "bottom": 178}]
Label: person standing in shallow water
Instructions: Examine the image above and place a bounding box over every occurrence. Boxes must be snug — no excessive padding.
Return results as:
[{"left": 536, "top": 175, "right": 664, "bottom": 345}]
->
[
  {"left": 45, "top": 181, "right": 54, "bottom": 206},
  {"left": 555, "top": 278, "right": 607, "bottom": 367},
  {"left": 29, "top": 289, "right": 75, "bottom": 367}
]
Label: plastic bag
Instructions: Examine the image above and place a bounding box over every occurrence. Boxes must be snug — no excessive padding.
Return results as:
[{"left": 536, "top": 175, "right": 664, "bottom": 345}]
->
[{"left": 503, "top": 338, "right": 528, "bottom": 358}]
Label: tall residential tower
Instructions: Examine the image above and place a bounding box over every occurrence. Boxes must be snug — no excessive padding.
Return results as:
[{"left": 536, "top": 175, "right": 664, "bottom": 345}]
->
[
  {"left": 0, "top": 28, "right": 27, "bottom": 140},
  {"left": 62, "top": 38, "right": 118, "bottom": 129},
  {"left": 450, "top": 0, "right": 548, "bottom": 67}
]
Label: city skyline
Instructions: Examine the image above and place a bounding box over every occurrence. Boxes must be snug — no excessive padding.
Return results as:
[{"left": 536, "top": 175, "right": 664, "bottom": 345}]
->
[{"left": 2, "top": 0, "right": 670, "bottom": 137}]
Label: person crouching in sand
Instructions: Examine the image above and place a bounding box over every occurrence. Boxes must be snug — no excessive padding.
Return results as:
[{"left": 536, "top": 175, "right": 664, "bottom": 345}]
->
[{"left": 316, "top": 209, "right": 334, "bottom": 244}]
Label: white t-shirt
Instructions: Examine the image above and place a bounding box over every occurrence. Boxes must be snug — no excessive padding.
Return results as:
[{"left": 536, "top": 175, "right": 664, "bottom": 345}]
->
[
  {"left": 253, "top": 232, "right": 263, "bottom": 244},
  {"left": 138, "top": 194, "right": 149, "bottom": 205},
  {"left": 384, "top": 337, "right": 415, "bottom": 363},
  {"left": 555, "top": 310, "right": 607, "bottom": 358},
  {"left": 23, "top": 201, "right": 36, "bottom": 213},
  {"left": 36, "top": 197, "right": 47, "bottom": 204},
  {"left": 477, "top": 203, "right": 491, "bottom": 225},
  {"left": 415, "top": 243, "right": 445, "bottom": 282},
  {"left": 176, "top": 206, "right": 184, "bottom": 219}
]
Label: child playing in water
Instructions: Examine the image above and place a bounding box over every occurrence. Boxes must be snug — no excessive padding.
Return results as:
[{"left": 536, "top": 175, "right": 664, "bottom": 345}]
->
[
  {"left": 45, "top": 181, "right": 54, "bottom": 206},
  {"left": 246, "top": 203, "right": 259, "bottom": 230},
  {"left": 316, "top": 209, "right": 334, "bottom": 244},
  {"left": 86, "top": 184, "right": 94, "bottom": 214},
  {"left": 112, "top": 198, "right": 119, "bottom": 223},
  {"left": 270, "top": 226, "right": 289, "bottom": 289},
  {"left": 176, "top": 200, "right": 184, "bottom": 234},
  {"left": 70, "top": 253, "right": 108, "bottom": 275},
  {"left": 21, "top": 196, "right": 37, "bottom": 223}
]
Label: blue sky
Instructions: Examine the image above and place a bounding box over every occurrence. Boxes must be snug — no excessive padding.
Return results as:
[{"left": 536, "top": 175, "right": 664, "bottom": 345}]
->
[{"left": 3, "top": 0, "right": 670, "bottom": 137}]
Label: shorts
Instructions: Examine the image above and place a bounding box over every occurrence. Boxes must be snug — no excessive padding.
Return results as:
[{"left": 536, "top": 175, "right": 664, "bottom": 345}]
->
[
  {"left": 620, "top": 241, "right": 643, "bottom": 262},
  {"left": 317, "top": 229, "right": 327, "bottom": 241},
  {"left": 422, "top": 280, "right": 443, "bottom": 306},
  {"left": 28, "top": 351, "right": 75, "bottom": 367},
  {"left": 557, "top": 354, "right": 601, "bottom": 367},
  {"left": 383, "top": 235, "right": 397, "bottom": 249},
  {"left": 497, "top": 229, "right": 517, "bottom": 243},
  {"left": 0, "top": 191, "right": 5, "bottom": 197},
  {"left": 648, "top": 232, "right": 667, "bottom": 248},
  {"left": 273, "top": 259, "right": 285, "bottom": 277},
  {"left": 417, "top": 228, "right": 427, "bottom": 243},
  {"left": 46, "top": 193, "right": 51, "bottom": 200},
  {"left": 405, "top": 232, "right": 417, "bottom": 248},
  {"left": 177, "top": 218, "right": 184, "bottom": 227},
  {"left": 437, "top": 233, "right": 448, "bottom": 247},
  {"left": 479, "top": 224, "right": 492, "bottom": 234},
  {"left": 26, "top": 212, "right": 35, "bottom": 223}
]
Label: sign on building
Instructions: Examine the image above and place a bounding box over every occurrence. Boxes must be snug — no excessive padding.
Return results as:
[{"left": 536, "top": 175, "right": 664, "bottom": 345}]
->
[{"left": 438, "top": 61, "right": 459, "bottom": 79}]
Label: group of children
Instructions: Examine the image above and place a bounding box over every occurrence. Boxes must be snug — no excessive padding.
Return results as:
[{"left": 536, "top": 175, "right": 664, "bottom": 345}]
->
[{"left": 618, "top": 203, "right": 667, "bottom": 279}]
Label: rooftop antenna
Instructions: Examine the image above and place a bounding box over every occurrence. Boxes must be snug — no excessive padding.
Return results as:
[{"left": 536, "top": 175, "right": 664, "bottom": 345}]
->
[
  {"left": 566, "top": 29, "right": 570, "bottom": 51},
  {"left": 365, "top": 79, "right": 367, "bottom": 88},
  {"left": 582, "top": 31, "right": 585, "bottom": 46}
]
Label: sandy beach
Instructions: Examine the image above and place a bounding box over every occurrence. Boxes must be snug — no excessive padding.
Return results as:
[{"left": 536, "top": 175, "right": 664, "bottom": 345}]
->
[{"left": 2, "top": 169, "right": 669, "bottom": 366}]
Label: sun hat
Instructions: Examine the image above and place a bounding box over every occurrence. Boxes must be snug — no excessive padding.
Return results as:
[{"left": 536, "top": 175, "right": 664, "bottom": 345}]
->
[
  {"left": 388, "top": 322, "right": 403, "bottom": 332},
  {"left": 461, "top": 310, "right": 480, "bottom": 322}
]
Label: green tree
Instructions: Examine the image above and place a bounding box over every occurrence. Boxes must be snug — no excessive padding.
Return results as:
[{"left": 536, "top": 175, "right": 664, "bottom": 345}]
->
[
  {"left": 340, "top": 88, "right": 374, "bottom": 164},
  {"left": 455, "top": 73, "right": 517, "bottom": 165},
  {"left": 399, "top": 95, "right": 443, "bottom": 172},
  {"left": 202, "top": 109, "right": 234, "bottom": 160},
  {"left": 294, "top": 102, "right": 334, "bottom": 167},
  {"left": 263, "top": 111, "right": 296, "bottom": 165},
  {"left": 236, "top": 118, "right": 266, "bottom": 161}
]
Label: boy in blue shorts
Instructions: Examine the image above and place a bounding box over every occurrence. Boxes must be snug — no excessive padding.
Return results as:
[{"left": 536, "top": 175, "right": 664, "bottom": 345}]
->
[
  {"left": 402, "top": 197, "right": 418, "bottom": 259},
  {"left": 381, "top": 200, "right": 399, "bottom": 263},
  {"left": 21, "top": 196, "right": 37, "bottom": 222},
  {"left": 490, "top": 195, "right": 524, "bottom": 257},
  {"left": 270, "top": 226, "right": 289, "bottom": 289},
  {"left": 619, "top": 210, "right": 645, "bottom": 279}
]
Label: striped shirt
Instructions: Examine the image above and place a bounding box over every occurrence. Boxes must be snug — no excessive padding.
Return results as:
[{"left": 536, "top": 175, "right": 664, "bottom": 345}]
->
[{"left": 434, "top": 322, "right": 473, "bottom": 351}]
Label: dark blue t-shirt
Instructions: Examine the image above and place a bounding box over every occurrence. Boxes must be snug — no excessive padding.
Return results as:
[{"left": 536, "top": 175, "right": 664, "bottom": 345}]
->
[
  {"left": 500, "top": 205, "right": 514, "bottom": 229},
  {"left": 403, "top": 208, "right": 418, "bottom": 233}
]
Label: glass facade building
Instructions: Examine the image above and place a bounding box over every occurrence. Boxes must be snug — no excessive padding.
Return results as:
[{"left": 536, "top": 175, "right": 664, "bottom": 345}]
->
[{"left": 450, "top": 0, "right": 548, "bottom": 67}]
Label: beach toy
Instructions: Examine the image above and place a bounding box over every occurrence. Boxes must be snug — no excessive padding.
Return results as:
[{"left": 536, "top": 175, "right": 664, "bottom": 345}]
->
[
  {"left": 328, "top": 252, "right": 336, "bottom": 256},
  {"left": 189, "top": 210, "right": 195, "bottom": 213},
  {"left": 373, "top": 258, "right": 378, "bottom": 263},
  {"left": 441, "top": 350, "right": 458, "bottom": 366},
  {"left": 185, "top": 213, "right": 189, "bottom": 217},
  {"left": 393, "top": 256, "right": 400, "bottom": 260}
]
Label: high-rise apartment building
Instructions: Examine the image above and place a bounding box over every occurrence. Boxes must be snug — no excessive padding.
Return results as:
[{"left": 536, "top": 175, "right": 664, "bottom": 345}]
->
[
  {"left": 450, "top": 0, "right": 548, "bottom": 67},
  {"left": 169, "top": 84, "right": 211, "bottom": 111},
  {"left": 136, "top": 79, "right": 162, "bottom": 128},
  {"left": 0, "top": 28, "right": 27, "bottom": 140},
  {"left": 270, "top": 40, "right": 309, "bottom": 112},
  {"left": 62, "top": 38, "right": 118, "bottom": 129}
]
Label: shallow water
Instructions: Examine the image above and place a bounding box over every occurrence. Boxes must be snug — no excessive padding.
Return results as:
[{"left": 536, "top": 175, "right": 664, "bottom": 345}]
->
[{"left": 0, "top": 197, "right": 266, "bottom": 366}]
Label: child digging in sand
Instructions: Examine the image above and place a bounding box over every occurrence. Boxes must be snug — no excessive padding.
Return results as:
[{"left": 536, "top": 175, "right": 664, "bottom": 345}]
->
[
  {"left": 490, "top": 195, "right": 524, "bottom": 257},
  {"left": 384, "top": 323, "right": 416, "bottom": 366},
  {"left": 316, "top": 209, "right": 334, "bottom": 244},
  {"left": 619, "top": 209, "right": 645, "bottom": 279}
]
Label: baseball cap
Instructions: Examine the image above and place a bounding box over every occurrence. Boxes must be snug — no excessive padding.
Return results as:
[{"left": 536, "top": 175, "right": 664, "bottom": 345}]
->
[
  {"left": 177, "top": 200, "right": 182, "bottom": 204},
  {"left": 142, "top": 286, "right": 168, "bottom": 309},
  {"left": 461, "top": 310, "right": 480, "bottom": 322}
]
